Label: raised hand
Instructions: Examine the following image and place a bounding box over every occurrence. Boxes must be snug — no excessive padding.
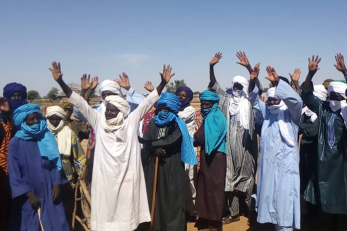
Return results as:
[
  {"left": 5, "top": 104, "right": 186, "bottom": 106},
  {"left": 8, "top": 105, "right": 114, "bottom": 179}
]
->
[
  {"left": 49, "top": 61, "right": 63, "bottom": 81},
  {"left": 334, "top": 53, "right": 346, "bottom": 73},
  {"left": 265, "top": 66, "right": 280, "bottom": 85},
  {"left": 115, "top": 72, "right": 131, "bottom": 90},
  {"left": 250, "top": 62, "right": 261, "bottom": 80},
  {"left": 289, "top": 68, "right": 301, "bottom": 82},
  {"left": 308, "top": 55, "right": 321, "bottom": 75},
  {"left": 210, "top": 52, "right": 222, "bottom": 66},
  {"left": 91, "top": 76, "right": 99, "bottom": 89},
  {"left": 144, "top": 81, "right": 154, "bottom": 92},
  {"left": 81, "top": 74, "right": 91, "bottom": 90},
  {"left": 159, "top": 64, "right": 175, "bottom": 84},
  {"left": 236, "top": 51, "right": 250, "bottom": 67}
]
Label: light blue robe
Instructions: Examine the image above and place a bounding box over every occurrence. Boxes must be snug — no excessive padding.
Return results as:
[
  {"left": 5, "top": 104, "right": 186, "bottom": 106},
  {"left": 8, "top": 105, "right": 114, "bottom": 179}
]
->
[{"left": 249, "top": 80, "right": 302, "bottom": 229}]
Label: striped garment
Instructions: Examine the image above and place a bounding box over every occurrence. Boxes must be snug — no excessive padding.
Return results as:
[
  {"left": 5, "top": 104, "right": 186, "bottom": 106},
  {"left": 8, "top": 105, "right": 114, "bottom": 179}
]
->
[{"left": 0, "top": 122, "right": 12, "bottom": 175}]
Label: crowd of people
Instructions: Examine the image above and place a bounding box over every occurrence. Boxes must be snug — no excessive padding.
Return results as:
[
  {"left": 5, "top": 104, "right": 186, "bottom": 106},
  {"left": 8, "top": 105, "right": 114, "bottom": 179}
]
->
[{"left": 0, "top": 51, "right": 346, "bottom": 231}]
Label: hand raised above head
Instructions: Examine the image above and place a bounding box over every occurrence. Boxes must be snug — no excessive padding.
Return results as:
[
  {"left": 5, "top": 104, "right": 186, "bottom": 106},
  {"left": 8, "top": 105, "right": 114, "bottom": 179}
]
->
[
  {"left": 159, "top": 64, "right": 175, "bottom": 84},
  {"left": 144, "top": 81, "right": 154, "bottom": 92},
  {"left": 81, "top": 74, "right": 91, "bottom": 90},
  {"left": 236, "top": 51, "right": 250, "bottom": 67},
  {"left": 91, "top": 76, "right": 99, "bottom": 89},
  {"left": 210, "top": 52, "right": 222, "bottom": 66},
  {"left": 308, "top": 55, "right": 321, "bottom": 75},
  {"left": 49, "top": 61, "right": 63, "bottom": 81},
  {"left": 250, "top": 62, "right": 261, "bottom": 80},
  {"left": 116, "top": 72, "right": 131, "bottom": 90},
  {"left": 334, "top": 53, "right": 346, "bottom": 73},
  {"left": 265, "top": 66, "right": 280, "bottom": 84},
  {"left": 289, "top": 68, "right": 301, "bottom": 82}
]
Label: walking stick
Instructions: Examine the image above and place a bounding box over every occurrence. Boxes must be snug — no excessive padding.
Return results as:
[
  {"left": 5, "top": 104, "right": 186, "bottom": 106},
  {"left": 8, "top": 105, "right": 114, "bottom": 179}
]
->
[
  {"left": 38, "top": 207, "right": 45, "bottom": 231},
  {"left": 149, "top": 156, "right": 159, "bottom": 231}
]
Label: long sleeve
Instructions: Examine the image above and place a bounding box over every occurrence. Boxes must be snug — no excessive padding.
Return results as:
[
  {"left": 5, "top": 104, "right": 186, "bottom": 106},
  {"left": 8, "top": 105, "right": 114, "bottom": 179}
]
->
[
  {"left": 249, "top": 85, "right": 266, "bottom": 122},
  {"left": 128, "top": 89, "right": 160, "bottom": 125},
  {"left": 209, "top": 81, "right": 229, "bottom": 112},
  {"left": 126, "top": 87, "right": 146, "bottom": 113},
  {"left": 300, "top": 81, "right": 322, "bottom": 115},
  {"left": 69, "top": 91, "right": 100, "bottom": 128},
  {"left": 7, "top": 139, "right": 31, "bottom": 198},
  {"left": 275, "top": 80, "right": 303, "bottom": 125}
]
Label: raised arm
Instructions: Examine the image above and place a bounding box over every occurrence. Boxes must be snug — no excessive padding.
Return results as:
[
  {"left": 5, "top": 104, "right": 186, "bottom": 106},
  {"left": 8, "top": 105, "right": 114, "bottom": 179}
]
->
[
  {"left": 334, "top": 53, "right": 347, "bottom": 81},
  {"left": 209, "top": 52, "right": 222, "bottom": 85},
  {"left": 248, "top": 62, "right": 266, "bottom": 120},
  {"left": 116, "top": 72, "right": 145, "bottom": 113},
  {"left": 49, "top": 61, "right": 99, "bottom": 127},
  {"left": 129, "top": 64, "right": 175, "bottom": 124},
  {"left": 289, "top": 68, "right": 302, "bottom": 94},
  {"left": 301, "top": 55, "right": 322, "bottom": 114},
  {"left": 80, "top": 74, "right": 91, "bottom": 98},
  {"left": 84, "top": 76, "right": 99, "bottom": 101}
]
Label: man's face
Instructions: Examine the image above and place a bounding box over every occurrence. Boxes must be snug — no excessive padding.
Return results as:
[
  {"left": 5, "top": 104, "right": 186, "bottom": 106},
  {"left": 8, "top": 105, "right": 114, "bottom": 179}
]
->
[
  {"left": 48, "top": 115, "right": 63, "bottom": 128},
  {"left": 10, "top": 92, "right": 23, "bottom": 100},
  {"left": 159, "top": 105, "right": 169, "bottom": 113},
  {"left": 105, "top": 103, "right": 120, "bottom": 120},
  {"left": 102, "top": 91, "right": 117, "bottom": 100},
  {"left": 177, "top": 91, "right": 188, "bottom": 102},
  {"left": 200, "top": 100, "right": 213, "bottom": 109},
  {"left": 26, "top": 113, "right": 41, "bottom": 126},
  {"left": 267, "top": 97, "right": 281, "bottom": 106},
  {"left": 233, "top": 82, "right": 243, "bottom": 91}
]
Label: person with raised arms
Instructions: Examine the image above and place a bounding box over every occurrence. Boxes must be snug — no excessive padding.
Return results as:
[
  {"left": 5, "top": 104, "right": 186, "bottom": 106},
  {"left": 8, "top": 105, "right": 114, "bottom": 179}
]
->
[{"left": 49, "top": 61, "right": 175, "bottom": 231}]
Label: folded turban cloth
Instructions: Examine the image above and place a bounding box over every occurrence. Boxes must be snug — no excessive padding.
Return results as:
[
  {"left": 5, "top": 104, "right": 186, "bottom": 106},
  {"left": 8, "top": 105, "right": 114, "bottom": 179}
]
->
[
  {"left": 230, "top": 75, "right": 250, "bottom": 129},
  {"left": 46, "top": 106, "right": 72, "bottom": 156},
  {"left": 14, "top": 104, "right": 62, "bottom": 170},
  {"left": 327, "top": 81, "right": 347, "bottom": 112},
  {"left": 199, "top": 90, "right": 227, "bottom": 154},
  {"left": 154, "top": 93, "right": 197, "bottom": 165},
  {"left": 101, "top": 95, "right": 130, "bottom": 132},
  {"left": 98, "top": 80, "right": 122, "bottom": 96},
  {"left": 60, "top": 102, "right": 73, "bottom": 111},
  {"left": 313, "top": 84, "right": 328, "bottom": 101},
  {"left": 232, "top": 75, "right": 249, "bottom": 93},
  {"left": 175, "top": 86, "right": 193, "bottom": 111},
  {"left": 266, "top": 87, "right": 295, "bottom": 147},
  {"left": 3, "top": 82, "right": 28, "bottom": 112}
]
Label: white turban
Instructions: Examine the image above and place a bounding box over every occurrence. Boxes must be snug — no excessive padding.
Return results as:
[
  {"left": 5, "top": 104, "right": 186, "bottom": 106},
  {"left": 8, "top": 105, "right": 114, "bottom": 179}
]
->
[
  {"left": 232, "top": 75, "right": 249, "bottom": 95},
  {"left": 313, "top": 84, "right": 328, "bottom": 101},
  {"left": 101, "top": 95, "right": 130, "bottom": 132},
  {"left": 327, "top": 82, "right": 347, "bottom": 99},
  {"left": 45, "top": 106, "right": 72, "bottom": 156},
  {"left": 98, "top": 80, "right": 122, "bottom": 96},
  {"left": 267, "top": 87, "right": 276, "bottom": 98}
]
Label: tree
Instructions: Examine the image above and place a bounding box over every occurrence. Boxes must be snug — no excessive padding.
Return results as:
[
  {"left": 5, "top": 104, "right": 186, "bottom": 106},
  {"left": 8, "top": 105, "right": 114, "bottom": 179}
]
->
[
  {"left": 165, "top": 79, "right": 186, "bottom": 93},
  {"left": 27, "top": 90, "right": 41, "bottom": 102},
  {"left": 46, "top": 87, "right": 59, "bottom": 102}
]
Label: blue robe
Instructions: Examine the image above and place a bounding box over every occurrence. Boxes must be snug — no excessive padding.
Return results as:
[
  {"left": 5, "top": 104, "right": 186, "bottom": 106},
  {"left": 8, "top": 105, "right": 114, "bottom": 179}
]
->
[
  {"left": 8, "top": 137, "right": 70, "bottom": 231},
  {"left": 249, "top": 80, "right": 302, "bottom": 229}
]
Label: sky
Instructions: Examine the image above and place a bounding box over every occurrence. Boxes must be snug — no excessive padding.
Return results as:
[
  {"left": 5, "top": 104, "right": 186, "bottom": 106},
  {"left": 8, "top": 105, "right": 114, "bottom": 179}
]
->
[{"left": 1, "top": 0, "right": 347, "bottom": 97}]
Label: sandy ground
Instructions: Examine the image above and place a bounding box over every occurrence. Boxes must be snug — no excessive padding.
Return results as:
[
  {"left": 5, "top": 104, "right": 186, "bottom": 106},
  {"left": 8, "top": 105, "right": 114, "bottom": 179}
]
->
[{"left": 187, "top": 217, "right": 250, "bottom": 231}]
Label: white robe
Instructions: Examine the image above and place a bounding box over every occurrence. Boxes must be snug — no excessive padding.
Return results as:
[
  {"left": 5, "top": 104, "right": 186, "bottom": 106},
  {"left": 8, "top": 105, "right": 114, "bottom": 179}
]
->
[
  {"left": 178, "top": 106, "right": 196, "bottom": 137},
  {"left": 69, "top": 90, "right": 159, "bottom": 231}
]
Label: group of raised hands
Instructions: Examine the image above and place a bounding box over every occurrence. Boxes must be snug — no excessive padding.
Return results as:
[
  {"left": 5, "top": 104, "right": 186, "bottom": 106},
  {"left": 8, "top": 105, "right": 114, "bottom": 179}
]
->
[
  {"left": 210, "top": 51, "right": 346, "bottom": 92},
  {"left": 48, "top": 62, "right": 175, "bottom": 100}
]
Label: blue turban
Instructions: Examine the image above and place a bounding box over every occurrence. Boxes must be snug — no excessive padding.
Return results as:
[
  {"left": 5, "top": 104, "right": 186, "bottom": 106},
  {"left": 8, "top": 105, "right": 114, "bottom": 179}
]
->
[
  {"left": 3, "top": 82, "right": 28, "bottom": 112},
  {"left": 199, "top": 90, "right": 227, "bottom": 154},
  {"left": 14, "top": 104, "right": 62, "bottom": 171},
  {"left": 154, "top": 93, "right": 197, "bottom": 165},
  {"left": 175, "top": 86, "right": 193, "bottom": 111}
]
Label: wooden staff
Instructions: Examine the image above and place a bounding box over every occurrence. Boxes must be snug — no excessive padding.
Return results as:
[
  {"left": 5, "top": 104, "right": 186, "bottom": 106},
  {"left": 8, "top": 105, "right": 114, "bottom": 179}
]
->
[
  {"left": 38, "top": 207, "right": 45, "bottom": 231},
  {"left": 149, "top": 156, "right": 159, "bottom": 231}
]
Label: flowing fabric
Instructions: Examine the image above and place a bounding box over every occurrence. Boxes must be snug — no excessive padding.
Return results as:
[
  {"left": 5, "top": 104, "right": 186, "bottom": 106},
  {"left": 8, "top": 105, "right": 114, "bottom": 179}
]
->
[
  {"left": 229, "top": 75, "right": 250, "bottom": 129},
  {"left": 199, "top": 90, "right": 227, "bottom": 154},
  {"left": 46, "top": 106, "right": 72, "bottom": 156},
  {"left": 267, "top": 87, "right": 295, "bottom": 147},
  {"left": 175, "top": 86, "right": 193, "bottom": 111},
  {"left": 154, "top": 93, "right": 197, "bottom": 165},
  {"left": 327, "top": 81, "right": 347, "bottom": 112},
  {"left": 98, "top": 79, "right": 122, "bottom": 96},
  {"left": 3, "top": 82, "right": 28, "bottom": 112},
  {"left": 13, "top": 104, "right": 62, "bottom": 171},
  {"left": 301, "top": 106, "right": 318, "bottom": 123},
  {"left": 313, "top": 84, "right": 327, "bottom": 101}
]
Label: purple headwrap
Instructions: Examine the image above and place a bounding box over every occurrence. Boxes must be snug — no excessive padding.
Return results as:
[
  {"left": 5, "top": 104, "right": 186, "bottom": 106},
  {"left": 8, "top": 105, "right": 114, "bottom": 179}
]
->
[
  {"left": 175, "top": 86, "right": 193, "bottom": 111},
  {"left": 3, "top": 82, "right": 28, "bottom": 112}
]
